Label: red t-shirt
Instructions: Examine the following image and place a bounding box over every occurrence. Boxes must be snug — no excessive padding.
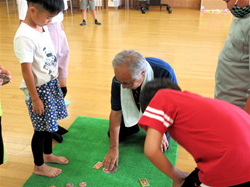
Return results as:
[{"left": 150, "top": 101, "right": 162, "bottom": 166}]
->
[{"left": 138, "top": 89, "right": 250, "bottom": 187}]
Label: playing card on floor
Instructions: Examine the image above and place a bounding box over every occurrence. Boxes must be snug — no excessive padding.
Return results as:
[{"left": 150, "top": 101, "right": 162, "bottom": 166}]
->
[
  {"left": 93, "top": 161, "right": 103, "bottom": 169},
  {"left": 139, "top": 178, "right": 150, "bottom": 186},
  {"left": 103, "top": 165, "right": 118, "bottom": 174}
]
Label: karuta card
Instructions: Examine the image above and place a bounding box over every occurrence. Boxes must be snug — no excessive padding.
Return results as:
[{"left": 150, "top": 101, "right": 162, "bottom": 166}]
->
[
  {"left": 103, "top": 165, "right": 118, "bottom": 174},
  {"left": 66, "top": 183, "right": 74, "bottom": 187},
  {"left": 93, "top": 161, "right": 103, "bottom": 169},
  {"left": 79, "top": 181, "right": 87, "bottom": 187},
  {"left": 139, "top": 178, "right": 150, "bottom": 186}
]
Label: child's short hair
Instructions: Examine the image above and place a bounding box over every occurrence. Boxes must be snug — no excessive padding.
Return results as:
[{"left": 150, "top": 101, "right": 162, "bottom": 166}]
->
[
  {"left": 27, "top": 0, "right": 64, "bottom": 14},
  {"left": 140, "top": 78, "right": 181, "bottom": 112}
]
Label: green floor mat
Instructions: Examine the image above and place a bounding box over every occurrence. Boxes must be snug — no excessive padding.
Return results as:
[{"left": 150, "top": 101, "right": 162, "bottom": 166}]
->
[{"left": 23, "top": 116, "right": 178, "bottom": 187}]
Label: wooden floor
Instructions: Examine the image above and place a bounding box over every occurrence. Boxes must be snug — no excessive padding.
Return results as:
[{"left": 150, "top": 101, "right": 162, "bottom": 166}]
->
[{"left": 0, "top": 3, "right": 234, "bottom": 187}]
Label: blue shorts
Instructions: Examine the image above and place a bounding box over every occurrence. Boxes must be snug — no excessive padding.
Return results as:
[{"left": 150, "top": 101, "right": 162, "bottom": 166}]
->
[{"left": 25, "top": 79, "right": 68, "bottom": 132}]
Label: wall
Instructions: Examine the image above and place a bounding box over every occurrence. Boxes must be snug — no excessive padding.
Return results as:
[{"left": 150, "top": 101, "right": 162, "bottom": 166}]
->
[
  {"left": 122, "top": 0, "right": 201, "bottom": 9},
  {"left": 162, "top": 0, "right": 201, "bottom": 9},
  {"left": 201, "top": 0, "right": 227, "bottom": 11},
  {"left": 73, "top": 0, "right": 201, "bottom": 9},
  {"left": 0, "top": 0, "right": 201, "bottom": 10}
]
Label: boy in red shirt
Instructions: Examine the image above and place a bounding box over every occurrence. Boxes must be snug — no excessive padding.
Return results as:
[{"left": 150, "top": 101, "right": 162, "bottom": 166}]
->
[{"left": 138, "top": 78, "right": 250, "bottom": 187}]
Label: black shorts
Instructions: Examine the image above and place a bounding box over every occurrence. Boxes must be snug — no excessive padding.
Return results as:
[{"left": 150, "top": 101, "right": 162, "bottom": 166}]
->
[{"left": 181, "top": 168, "right": 250, "bottom": 187}]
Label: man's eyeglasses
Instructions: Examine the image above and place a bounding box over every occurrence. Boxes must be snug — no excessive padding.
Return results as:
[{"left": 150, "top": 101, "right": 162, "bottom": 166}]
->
[{"left": 114, "top": 77, "right": 135, "bottom": 87}]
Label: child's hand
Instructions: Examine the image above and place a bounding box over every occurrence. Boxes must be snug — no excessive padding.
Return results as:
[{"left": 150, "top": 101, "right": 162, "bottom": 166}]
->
[
  {"left": 161, "top": 133, "right": 169, "bottom": 152},
  {"left": 32, "top": 98, "right": 45, "bottom": 115},
  {"left": 0, "top": 65, "right": 12, "bottom": 85},
  {"left": 0, "top": 79, "right": 3, "bottom": 88}
]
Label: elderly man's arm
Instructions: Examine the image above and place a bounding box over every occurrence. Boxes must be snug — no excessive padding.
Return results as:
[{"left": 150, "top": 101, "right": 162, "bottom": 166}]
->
[{"left": 103, "top": 109, "right": 122, "bottom": 170}]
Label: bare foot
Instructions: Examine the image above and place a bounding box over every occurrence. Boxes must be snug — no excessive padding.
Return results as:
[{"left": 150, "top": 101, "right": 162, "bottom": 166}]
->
[
  {"left": 44, "top": 153, "right": 69, "bottom": 165},
  {"left": 34, "top": 163, "right": 62, "bottom": 177}
]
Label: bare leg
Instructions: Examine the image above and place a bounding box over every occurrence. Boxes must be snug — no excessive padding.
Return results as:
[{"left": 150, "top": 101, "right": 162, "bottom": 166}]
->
[
  {"left": 33, "top": 163, "right": 62, "bottom": 177},
  {"left": 58, "top": 78, "right": 66, "bottom": 88},
  {"left": 82, "top": 9, "right": 87, "bottom": 20},
  {"left": 91, "top": 9, "right": 97, "bottom": 19}
]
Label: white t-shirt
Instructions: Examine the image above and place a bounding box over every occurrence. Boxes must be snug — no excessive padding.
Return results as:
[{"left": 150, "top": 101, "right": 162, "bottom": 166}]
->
[
  {"left": 17, "top": 0, "right": 68, "bottom": 22},
  {"left": 14, "top": 23, "right": 58, "bottom": 89}
]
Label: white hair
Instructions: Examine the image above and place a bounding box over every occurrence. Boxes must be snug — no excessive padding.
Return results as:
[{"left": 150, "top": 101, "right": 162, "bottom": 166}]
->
[{"left": 112, "top": 50, "right": 147, "bottom": 80}]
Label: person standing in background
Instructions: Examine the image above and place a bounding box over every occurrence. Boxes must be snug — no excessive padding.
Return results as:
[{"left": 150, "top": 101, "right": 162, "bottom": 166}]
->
[
  {"left": 215, "top": 0, "right": 250, "bottom": 114},
  {"left": 79, "top": 0, "right": 101, "bottom": 26}
]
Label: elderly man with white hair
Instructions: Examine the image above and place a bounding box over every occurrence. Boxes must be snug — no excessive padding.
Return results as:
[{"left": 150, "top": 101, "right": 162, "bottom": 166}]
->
[{"left": 103, "top": 49, "right": 178, "bottom": 171}]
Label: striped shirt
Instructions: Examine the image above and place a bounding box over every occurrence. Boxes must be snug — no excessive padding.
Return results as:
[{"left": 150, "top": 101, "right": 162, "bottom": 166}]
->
[{"left": 138, "top": 89, "right": 250, "bottom": 187}]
